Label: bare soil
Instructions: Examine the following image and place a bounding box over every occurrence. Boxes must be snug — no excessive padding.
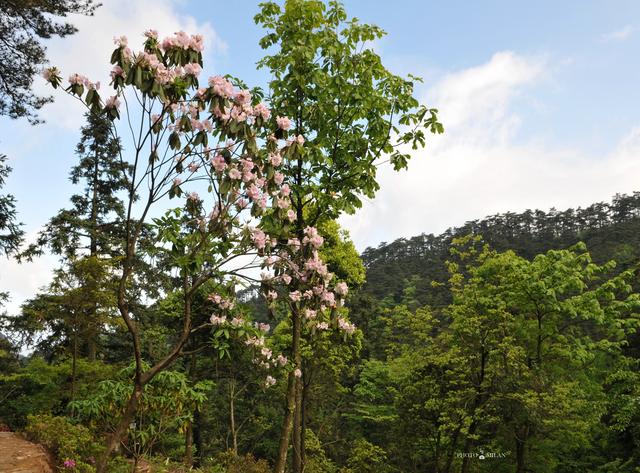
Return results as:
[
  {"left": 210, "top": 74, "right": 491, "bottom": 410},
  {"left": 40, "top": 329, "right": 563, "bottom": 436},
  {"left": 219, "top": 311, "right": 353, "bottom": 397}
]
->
[{"left": 0, "top": 431, "right": 54, "bottom": 473}]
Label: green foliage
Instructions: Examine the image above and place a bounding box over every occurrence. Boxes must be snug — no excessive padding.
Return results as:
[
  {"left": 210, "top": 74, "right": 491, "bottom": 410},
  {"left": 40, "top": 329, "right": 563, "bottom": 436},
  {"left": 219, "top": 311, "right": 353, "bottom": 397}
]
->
[
  {"left": 0, "top": 357, "right": 114, "bottom": 429},
  {"left": 204, "top": 451, "right": 271, "bottom": 473},
  {"left": 71, "top": 364, "right": 211, "bottom": 460},
  {"left": 255, "top": 0, "right": 442, "bottom": 221},
  {"left": 342, "top": 439, "right": 392, "bottom": 473},
  {"left": 25, "top": 414, "right": 102, "bottom": 472}
]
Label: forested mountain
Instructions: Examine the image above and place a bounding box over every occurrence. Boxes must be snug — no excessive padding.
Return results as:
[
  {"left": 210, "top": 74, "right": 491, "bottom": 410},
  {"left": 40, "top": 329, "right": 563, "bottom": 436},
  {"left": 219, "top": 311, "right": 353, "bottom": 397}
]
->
[{"left": 361, "top": 192, "right": 640, "bottom": 308}]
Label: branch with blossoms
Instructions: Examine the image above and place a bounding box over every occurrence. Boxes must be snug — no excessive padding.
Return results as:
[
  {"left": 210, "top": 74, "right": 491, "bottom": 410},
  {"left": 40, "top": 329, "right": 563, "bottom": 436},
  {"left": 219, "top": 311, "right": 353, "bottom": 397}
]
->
[{"left": 42, "top": 27, "right": 357, "bottom": 471}]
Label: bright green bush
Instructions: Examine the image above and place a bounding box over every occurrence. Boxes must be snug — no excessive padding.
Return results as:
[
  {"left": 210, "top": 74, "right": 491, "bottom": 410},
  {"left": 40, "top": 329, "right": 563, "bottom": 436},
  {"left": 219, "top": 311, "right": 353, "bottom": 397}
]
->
[
  {"left": 24, "top": 414, "right": 103, "bottom": 472},
  {"left": 342, "top": 439, "right": 392, "bottom": 473},
  {"left": 203, "top": 451, "right": 271, "bottom": 473}
]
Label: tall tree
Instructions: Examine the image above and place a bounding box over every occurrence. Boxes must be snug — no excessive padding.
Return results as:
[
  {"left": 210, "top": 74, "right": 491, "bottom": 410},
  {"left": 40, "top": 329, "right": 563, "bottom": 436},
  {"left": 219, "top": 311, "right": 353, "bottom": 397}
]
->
[
  {"left": 254, "top": 2, "right": 443, "bottom": 470},
  {"left": 18, "top": 112, "right": 128, "bottom": 360},
  {"left": 0, "top": 0, "right": 98, "bottom": 123}
]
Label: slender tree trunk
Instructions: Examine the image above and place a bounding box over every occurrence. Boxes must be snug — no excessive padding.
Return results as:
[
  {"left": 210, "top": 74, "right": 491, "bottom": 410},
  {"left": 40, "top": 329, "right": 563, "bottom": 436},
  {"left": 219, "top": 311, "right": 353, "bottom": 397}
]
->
[
  {"left": 515, "top": 424, "right": 529, "bottom": 473},
  {"left": 230, "top": 379, "right": 238, "bottom": 455},
  {"left": 185, "top": 352, "right": 197, "bottom": 466},
  {"left": 70, "top": 313, "right": 78, "bottom": 417},
  {"left": 460, "top": 420, "right": 478, "bottom": 473},
  {"left": 300, "top": 377, "right": 310, "bottom": 471},
  {"left": 95, "top": 384, "right": 143, "bottom": 473},
  {"left": 292, "top": 376, "right": 302, "bottom": 473},
  {"left": 193, "top": 407, "right": 202, "bottom": 467},
  {"left": 87, "top": 154, "right": 100, "bottom": 361},
  {"left": 184, "top": 421, "right": 193, "bottom": 466},
  {"left": 275, "top": 309, "right": 302, "bottom": 473}
]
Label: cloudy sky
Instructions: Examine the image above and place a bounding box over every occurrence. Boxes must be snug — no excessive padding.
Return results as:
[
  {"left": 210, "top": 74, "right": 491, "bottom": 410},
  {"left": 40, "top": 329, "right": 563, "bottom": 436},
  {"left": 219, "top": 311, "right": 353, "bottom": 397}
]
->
[{"left": 1, "top": 0, "right": 639, "bottom": 313}]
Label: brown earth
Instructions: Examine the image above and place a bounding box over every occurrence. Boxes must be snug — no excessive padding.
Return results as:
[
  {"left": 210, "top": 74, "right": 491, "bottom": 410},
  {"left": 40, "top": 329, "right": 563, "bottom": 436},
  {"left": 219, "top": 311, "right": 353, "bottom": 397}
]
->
[{"left": 0, "top": 432, "right": 54, "bottom": 473}]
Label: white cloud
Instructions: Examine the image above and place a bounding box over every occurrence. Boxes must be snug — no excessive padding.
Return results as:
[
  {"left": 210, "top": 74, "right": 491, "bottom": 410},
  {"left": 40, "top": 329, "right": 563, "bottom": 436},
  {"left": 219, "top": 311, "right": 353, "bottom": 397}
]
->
[
  {"left": 35, "top": 0, "right": 226, "bottom": 130},
  {"left": 601, "top": 25, "right": 634, "bottom": 42},
  {"left": 0, "top": 231, "right": 58, "bottom": 316},
  {"left": 341, "top": 51, "right": 640, "bottom": 250}
]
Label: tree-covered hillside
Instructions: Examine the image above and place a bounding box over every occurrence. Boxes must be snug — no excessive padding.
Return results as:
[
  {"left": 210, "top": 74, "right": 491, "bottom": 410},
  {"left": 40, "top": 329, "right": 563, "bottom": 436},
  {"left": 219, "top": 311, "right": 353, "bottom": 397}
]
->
[{"left": 361, "top": 192, "right": 640, "bottom": 308}]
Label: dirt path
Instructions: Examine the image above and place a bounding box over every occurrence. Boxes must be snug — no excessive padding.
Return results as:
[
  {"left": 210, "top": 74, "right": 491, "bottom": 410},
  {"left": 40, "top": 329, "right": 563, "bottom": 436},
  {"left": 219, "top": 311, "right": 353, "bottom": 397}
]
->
[{"left": 0, "top": 432, "right": 53, "bottom": 473}]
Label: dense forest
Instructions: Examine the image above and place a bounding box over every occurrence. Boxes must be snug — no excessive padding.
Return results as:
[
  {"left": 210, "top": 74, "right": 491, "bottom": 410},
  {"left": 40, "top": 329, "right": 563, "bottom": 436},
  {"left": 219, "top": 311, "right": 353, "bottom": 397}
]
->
[{"left": 1, "top": 1, "right": 639, "bottom": 473}]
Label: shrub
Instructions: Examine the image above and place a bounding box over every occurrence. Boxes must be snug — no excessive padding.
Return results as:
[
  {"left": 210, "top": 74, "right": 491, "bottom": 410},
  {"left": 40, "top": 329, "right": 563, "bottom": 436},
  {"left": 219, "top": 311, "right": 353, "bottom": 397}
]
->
[
  {"left": 203, "top": 451, "right": 271, "bottom": 473},
  {"left": 24, "top": 414, "right": 102, "bottom": 472},
  {"left": 342, "top": 439, "right": 392, "bottom": 473}
]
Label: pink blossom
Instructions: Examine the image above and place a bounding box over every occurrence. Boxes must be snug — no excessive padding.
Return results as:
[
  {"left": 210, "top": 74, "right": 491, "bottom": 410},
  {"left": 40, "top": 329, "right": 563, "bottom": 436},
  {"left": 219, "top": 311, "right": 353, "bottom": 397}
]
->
[
  {"left": 280, "top": 184, "right": 291, "bottom": 196},
  {"left": 258, "top": 322, "right": 270, "bottom": 333},
  {"left": 187, "top": 162, "right": 199, "bottom": 172},
  {"left": 173, "top": 178, "right": 182, "bottom": 186},
  {"left": 304, "top": 309, "right": 317, "bottom": 320},
  {"left": 187, "top": 191, "right": 200, "bottom": 201},
  {"left": 190, "top": 34, "right": 204, "bottom": 52},
  {"left": 269, "top": 153, "right": 283, "bottom": 166},
  {"left": 289, "top": 291, "right": 302, "bottom": 302},
  {"left": 274, "top": 172, "right": 285, "bottom": 186},
  {"left": 247, "top": 184, "right": 261, "bottom": 201},
  {"left": 253, "top": 102, "right": 271, "bottom": 120},
  {"left": 231, "top": 317, "right": 244, "bottom": 327},
  {"left": 287, "top": 238, "right": 301, "bottom": 249},
  {"left": 276, "top": 116, "right": 291, "bottom": 130},
  {"left": 267, "top": 290, "right": 278, "bottom": 301},
  {"left": 261, "top": 347, "right": 273, "bottom": 359},
  {"left": 251, "top": 228, "right": 267, "bottom": 250},
  {"left": 235, "top": 89, "right": 252, "bottom": 105},
  {"left": 110, "top": 66, "right": 125, "bottom": 81},
  {"left": 68, "top": 73, "right": 86, "bottom": 85},
  {"left": 294, "top": 368, "right": 302, "bottom": 378},
  {"left": 286, "top": 209, "right": 297, "bottom": 222},
  {"left": 144, "top": 29, "right": 158, "bottom": 40},
  {"left": 276, "top": 354, "right": 288, "bottom": 366},
  {"left": 113, "top": 35, "right": 128, "bottom": 47},
  {"left": 338, "top": 317, "right": 356, "bottom": 335},
  {"left": 228, "top": 167, "right": 241, "bottom": 180},
  {"left": 296, "top": 135, "right": 305, "bottom": 145},
  {"left": 335, "top": 282, "right": 348, "bottom": 296},
  {"left": 317, "top": 322, "right": 329, "bottom": 330},
  {"left": 208, "top": 294, "right": 222, "bottom": 304},
  {"left": 184, "top": 63, "right": 202, "bottom": 77},
  {"left": 277, "top": 198, "right": 290, "bottom": 209},
  {"left": 265, "top": 375, "right": 276, "bottom": 387},
  {"left": 210, "top": 314, "right": 226, "bottom": 325},
  {"left": 209, "top": 75, "right": 234, "bottom": 98},
  {"left": 63, "top": 459, "right": 76, "bottom": 469},
  {"left": 281, "top": 274, "right": 292, "bottom": 285},
  {"left": 208, "top": 155, "right": 225, "bottom": 173},
  {"left": 321, "top": 291, "right": 336, "bottom": 307},
  {"left": 105, "top": 95, "right": 121, "bottom": 110}
]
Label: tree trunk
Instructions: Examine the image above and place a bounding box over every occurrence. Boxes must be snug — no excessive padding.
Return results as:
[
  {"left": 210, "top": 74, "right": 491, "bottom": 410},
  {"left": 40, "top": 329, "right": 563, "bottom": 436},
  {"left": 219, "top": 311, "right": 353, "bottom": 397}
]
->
[
  {"left": 70, "top": 313, "right": 78, "bottom": 417},
  {"left": 230, "top": 379, "right": 238, "bottom": 455},
  {"left": 300, "top": 377, "right": 310, "bottom": 470},
  {"left": 193, "top": 407, "right": 202, "bottom": 467},
  {"left": 460, "top": 420, "right": 478, "bottom": 473},
  {"left": 515, "top": 424, "right": 529, "bottom": 473},
  {"left": 292, "top": 376, "right": 302, "bottom": 473},
  {"left": 184, "top": 421, "right": 193, "bottom": 467},
  {"left": 274, "top": 309, "right": 302, "bottom": 473},
  {"left": 95, "top": 384, "right": 143, "bottom": 473}
]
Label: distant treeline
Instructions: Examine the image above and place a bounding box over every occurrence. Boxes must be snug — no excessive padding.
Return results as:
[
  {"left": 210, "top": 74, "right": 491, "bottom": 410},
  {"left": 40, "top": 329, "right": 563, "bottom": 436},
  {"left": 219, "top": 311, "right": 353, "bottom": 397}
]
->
[{"left": 360, "top": 192, "right": 640, "bottom": 306}]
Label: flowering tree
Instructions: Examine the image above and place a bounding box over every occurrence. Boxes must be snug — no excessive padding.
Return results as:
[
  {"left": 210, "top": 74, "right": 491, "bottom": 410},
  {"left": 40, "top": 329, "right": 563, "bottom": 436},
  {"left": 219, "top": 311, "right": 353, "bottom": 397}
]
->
[{"left": 44, "top": 28, "right": 354, "bottom": 471}]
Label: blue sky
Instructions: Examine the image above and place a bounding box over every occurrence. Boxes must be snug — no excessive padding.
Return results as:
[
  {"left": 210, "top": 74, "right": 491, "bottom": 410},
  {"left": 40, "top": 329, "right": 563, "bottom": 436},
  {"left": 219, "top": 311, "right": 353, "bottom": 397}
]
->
[{"left": 1, "top": 0, "right": 640, "bottom": 311}]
